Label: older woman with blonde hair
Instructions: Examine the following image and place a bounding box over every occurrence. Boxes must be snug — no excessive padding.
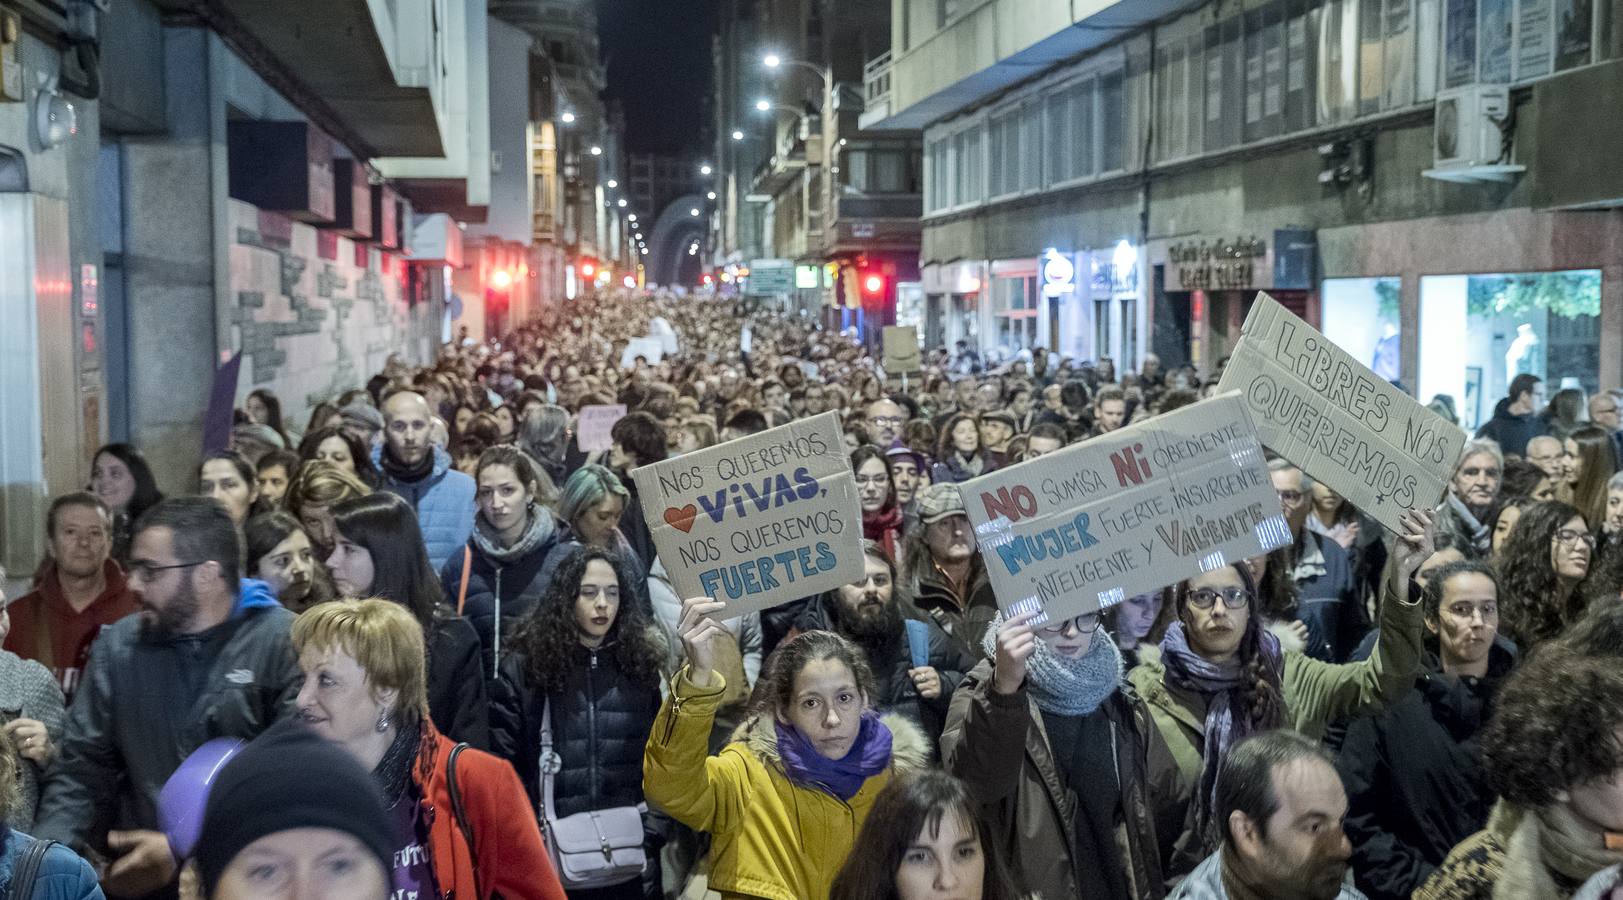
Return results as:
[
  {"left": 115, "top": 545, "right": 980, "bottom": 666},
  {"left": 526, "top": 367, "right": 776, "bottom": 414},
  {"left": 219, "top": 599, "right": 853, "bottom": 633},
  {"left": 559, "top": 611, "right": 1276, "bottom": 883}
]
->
[
  {"left": 291, "top": 599, "right": 565, "bottom": 900},
  {"left": 284, "top": 460, "right": 371, "bottom": 559}
]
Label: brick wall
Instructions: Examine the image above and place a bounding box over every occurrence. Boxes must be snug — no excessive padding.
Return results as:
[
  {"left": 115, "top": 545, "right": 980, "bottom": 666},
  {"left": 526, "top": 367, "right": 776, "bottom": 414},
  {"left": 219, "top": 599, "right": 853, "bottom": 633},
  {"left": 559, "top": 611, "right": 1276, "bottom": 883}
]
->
[{"left": 227, "top": 199, "right": 437, "bottom": 436}]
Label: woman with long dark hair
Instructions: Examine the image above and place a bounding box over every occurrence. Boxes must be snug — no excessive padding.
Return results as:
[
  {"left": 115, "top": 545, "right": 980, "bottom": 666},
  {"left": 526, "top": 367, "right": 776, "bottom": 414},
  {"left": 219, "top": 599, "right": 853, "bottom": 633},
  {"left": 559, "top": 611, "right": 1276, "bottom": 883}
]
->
[
  {"left": 89, "top": 443, "right": 163, "bottom": 564},
  {"left": 244, "top": 388, "right": 291, "bottom": 447},
  {"left": 490, "top": 547, "right": 667, "bottom": 899},
  {"left": 1566, "top": 425, "right": 1617, "bottom": 533},
  {"left": 327, "top": 492, "right": 489, "bottom": 748},
  {"left": 931, "top": 414, "right": 995, "bottom": 484},
  {"left": 1497, "top": 500, "right": 1594, "bottom": 648},
  {"left": 1128, "top": 509, "right": 1433, "bottom": 877},
  {"left": 245, "top": 511, "right": 336, "bottom": 613},
  {"left": 197, "top": 451, "right": 259, "bottom": 529},
  {"left": 830, "top": 771, "right": 1025, "bottom": 900},
  {"left": 853, "top": 446, "right": 903, "bottom": 566},
  {"left": 297, "top": 425, "right": 382, "bottom": 488}
]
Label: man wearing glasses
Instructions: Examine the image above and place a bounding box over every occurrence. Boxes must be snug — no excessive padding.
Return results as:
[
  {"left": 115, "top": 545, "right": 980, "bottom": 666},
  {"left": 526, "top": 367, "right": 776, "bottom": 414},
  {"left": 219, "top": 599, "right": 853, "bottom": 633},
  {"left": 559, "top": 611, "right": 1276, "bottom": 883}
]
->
[
  {"left": 34, "top": 497, "right": 301, "bottom": 899},
  {"left": 1588, "top": 389, "right": 1623, "bottom": 465},
  {"left": 1269, "top": 459, "right": 1361, "bottom": 663}
]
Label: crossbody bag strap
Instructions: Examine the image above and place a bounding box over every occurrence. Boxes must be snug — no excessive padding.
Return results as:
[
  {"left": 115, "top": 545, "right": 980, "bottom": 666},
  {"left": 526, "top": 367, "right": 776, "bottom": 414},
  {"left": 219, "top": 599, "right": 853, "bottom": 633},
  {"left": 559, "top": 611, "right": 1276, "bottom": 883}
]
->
[
  {"left": 456, "top": 545, "right": 472, "bottom": 615},
  {"left": 447, "top": 743, "right": 485, "bottom": 900},
  {"left": 7, "top": 837, "right": 55, "bottom": 900},
  {"left": 540, "top": 698, "right": 559, "bottom": 822}
]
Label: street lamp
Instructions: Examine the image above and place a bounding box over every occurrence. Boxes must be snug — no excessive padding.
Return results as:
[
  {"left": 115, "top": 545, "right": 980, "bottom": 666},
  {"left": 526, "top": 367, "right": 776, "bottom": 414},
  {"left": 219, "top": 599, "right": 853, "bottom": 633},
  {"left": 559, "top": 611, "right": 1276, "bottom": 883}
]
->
[
  {"left": 561, "top": 112, "right": 576, "bottom": 124},
  {"left": 707, "top": 191, "right": 717, "bottom": 200},
  {"left": 755, "top": 99, "right": 771, "bottom": 112},
  {"left": 700, "top": 164, "right": 713, "bottom": 176},
  {"left": 606, "top": 179, "right": 618, "bottom": 188},
  {"left": 628, "top": 213, "right": 637, "bottom": 222},
  {"left": 590, "top": 145, "right": 602, "bottom": 156},
  {"left": 617, "top": 198, "right": 627, "bottom": 207},
  {"left": 761, "top": 53, "right": 833, "bottom": 94},
  {"left": 690, "top": 208, "right": 700, "bottom": 216}
]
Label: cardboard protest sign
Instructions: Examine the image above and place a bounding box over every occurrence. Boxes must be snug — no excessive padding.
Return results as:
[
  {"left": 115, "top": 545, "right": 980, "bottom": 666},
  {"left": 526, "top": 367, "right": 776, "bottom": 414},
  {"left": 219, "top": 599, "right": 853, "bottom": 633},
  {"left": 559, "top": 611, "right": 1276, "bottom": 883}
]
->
[
  {"left": 576, "top": 404, "right": 627, "bottom": 452},
  {"left": 882, "top": 325, "right": 921, "bottom": 374},
  {"left": 1216, "top": 293, "right": 1463, "bottom": 533},
  {"left": 619, "top": 337, "right": 664, "bottom": 369},
  {"left": 631, "top": 411, "right": 864, "bottom": 617},
  {"left": 960, "top": 393, "right": 1291, "bottom": 622}
]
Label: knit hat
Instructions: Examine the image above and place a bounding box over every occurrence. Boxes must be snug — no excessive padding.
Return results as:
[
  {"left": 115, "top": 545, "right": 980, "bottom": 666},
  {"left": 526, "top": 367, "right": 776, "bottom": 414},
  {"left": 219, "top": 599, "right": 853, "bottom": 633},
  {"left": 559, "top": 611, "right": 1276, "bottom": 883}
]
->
[
  {"left": 915, "top": 483, "right": 967, "bottom": 525},
  {"left": 195, "top": 721, "right": 393, "bottom": 893},
  {"left": 230, "top": 423, "right": 286, "bottom": 450},
  {"left": 340, "top": 402, "right": 386, "bottom": 434}
]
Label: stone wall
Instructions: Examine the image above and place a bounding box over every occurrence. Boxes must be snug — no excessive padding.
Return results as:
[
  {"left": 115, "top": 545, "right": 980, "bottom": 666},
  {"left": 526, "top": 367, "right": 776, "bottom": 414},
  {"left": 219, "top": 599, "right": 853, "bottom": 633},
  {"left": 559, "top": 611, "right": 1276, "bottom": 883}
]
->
[{"left": 228, "top": 199, "right": 436, "bottom": 436}]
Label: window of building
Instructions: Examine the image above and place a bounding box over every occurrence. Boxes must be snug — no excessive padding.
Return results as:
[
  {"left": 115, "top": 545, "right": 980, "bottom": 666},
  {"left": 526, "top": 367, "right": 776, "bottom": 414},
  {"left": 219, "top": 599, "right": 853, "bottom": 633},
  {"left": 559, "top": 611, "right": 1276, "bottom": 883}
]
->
[
  {"left": 1099, "top": 71, "right": 1126, "bottom": 172},
  {"left": 993, "top": 274, "right": 1037, "bottom": 356},
  {"left": 956, "top": 127, "right": 982, "bottom": 204},
  {"left": 1418, "top": 270, "right": 1602, "bottom": 431},
  {"left": 1019, "top": 102, "right": 1043, "bottom": 190},
  {"left": 1322, "top": 276, "right": 1403, "bottom": 383},
  {"left": 1046, "top": 91, "right": 1074, "bottom": 183},
  {"left": 846, "top": 148, "right": 911, "bottom": 193}
]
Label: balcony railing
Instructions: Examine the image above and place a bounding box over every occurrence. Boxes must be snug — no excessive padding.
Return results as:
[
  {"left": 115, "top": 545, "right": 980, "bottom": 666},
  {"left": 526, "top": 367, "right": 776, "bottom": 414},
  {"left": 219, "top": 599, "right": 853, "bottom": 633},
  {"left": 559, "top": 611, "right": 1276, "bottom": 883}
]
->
[{"left": 859, "top": 52, "right": 895, "bottom": 131}]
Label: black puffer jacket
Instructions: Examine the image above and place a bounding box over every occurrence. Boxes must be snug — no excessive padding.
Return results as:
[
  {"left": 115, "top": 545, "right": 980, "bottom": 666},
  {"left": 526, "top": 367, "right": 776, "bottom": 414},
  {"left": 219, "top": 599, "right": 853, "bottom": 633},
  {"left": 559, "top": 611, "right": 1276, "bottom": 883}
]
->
[
  {"left": 1335, "top": 643, "right": 1517, "bottom": 900},
  {"left": 489, "top": 641, "right": 661, "bottom": 818},
  {"left": 438, "top": 510, "right": 559, "bottom": 678},
  {"left": 426, "top": 612, "right": 491, "bottom": 750}
]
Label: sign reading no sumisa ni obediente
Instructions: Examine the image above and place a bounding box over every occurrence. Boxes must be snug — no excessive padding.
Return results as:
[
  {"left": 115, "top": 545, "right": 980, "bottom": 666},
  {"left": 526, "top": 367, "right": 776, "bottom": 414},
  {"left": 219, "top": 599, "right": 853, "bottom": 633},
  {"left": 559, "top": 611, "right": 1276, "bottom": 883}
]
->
[{"left": 960, "top": 393, "right": 1292, "bottom": 622}]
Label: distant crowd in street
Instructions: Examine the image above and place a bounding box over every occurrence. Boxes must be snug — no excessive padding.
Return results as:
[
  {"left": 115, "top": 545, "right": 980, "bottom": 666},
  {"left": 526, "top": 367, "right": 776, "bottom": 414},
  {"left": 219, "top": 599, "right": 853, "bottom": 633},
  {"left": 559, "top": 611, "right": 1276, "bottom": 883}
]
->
[{"left": 2, "top": 288, "right": 1623, "bottom": 900}]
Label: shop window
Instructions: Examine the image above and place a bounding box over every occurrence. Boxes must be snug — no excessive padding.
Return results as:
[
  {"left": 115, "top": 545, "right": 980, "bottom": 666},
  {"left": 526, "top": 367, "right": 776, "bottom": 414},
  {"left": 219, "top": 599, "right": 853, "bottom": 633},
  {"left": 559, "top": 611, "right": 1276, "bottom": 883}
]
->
[
  {"left": 1322, "top": 277, "right": 1403, "bottom": 382},
  {"left": 993, "top": 275, "right": 1037, "bottom": 360},
  {"left": 1419, "top": 270, "right": 1601, "bottom": 431}
]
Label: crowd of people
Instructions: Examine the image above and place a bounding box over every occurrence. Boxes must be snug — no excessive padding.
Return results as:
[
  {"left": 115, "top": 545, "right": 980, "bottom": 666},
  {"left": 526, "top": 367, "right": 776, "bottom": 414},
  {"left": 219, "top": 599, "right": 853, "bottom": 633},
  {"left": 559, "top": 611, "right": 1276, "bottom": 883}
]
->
[{"left": 1, "top": 289, "right": 1621, "bottom": 900}]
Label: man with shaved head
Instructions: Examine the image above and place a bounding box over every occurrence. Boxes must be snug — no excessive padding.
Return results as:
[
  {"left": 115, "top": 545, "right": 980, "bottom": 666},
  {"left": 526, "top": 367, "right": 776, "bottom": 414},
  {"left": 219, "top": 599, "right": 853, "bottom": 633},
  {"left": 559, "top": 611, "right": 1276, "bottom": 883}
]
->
[{"left": 373, "top": 389, "right": 477, "bottom": 570}]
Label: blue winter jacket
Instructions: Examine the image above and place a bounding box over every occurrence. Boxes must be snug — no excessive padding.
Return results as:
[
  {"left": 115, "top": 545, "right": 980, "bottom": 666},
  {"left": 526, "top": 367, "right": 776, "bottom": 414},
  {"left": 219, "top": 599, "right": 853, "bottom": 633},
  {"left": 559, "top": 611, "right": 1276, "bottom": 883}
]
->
[
  {"left": 0, "top": 827, "right": 102, "bottom": 899},
  {"left": 372, "top": 445, "right": 477, "bottom": 572}
]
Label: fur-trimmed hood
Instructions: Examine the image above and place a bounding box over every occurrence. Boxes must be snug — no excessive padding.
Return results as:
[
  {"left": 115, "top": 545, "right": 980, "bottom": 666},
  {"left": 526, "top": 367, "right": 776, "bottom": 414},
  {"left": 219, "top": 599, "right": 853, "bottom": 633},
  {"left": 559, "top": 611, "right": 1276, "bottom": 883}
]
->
[{"left": 728, "top": 709, "right": 932, "bottom": 775}]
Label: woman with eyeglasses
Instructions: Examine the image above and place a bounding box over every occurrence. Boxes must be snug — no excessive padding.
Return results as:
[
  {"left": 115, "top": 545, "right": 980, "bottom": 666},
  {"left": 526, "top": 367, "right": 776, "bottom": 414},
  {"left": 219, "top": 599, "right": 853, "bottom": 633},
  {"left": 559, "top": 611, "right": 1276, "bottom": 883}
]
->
[
  {"left": 1127, "top": 508, "right": 1435, "bottom": 879},
  {"left": 941, "top": 601, "right": 1179, "bottom": 900},
  {"left": 1497, "top": 500, "right": 1594, "bottom": 648},
  {"left": 853, "top": 446, "right": 904, "bottom": 567}
]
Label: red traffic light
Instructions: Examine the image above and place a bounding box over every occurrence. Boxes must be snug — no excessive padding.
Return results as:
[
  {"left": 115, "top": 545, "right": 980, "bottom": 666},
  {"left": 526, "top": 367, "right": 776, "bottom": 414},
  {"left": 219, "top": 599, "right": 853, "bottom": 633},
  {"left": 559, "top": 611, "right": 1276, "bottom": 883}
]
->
[
  {"left": 701, "top": 273, "right": 715, "bottom": 286},
  {"left": 580, "top": 260, "right": 597, "bottom": 278},
  {"left": 862, "top": 273, "right": 885, "bottom": 296}
]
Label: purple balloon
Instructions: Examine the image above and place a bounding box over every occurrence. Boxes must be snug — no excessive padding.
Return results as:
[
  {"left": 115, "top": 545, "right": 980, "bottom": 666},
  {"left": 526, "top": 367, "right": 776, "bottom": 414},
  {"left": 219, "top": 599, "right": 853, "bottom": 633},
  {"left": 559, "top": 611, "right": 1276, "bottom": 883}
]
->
[{"left": 159, "top": 737, "right": 246, "bottom": 859}]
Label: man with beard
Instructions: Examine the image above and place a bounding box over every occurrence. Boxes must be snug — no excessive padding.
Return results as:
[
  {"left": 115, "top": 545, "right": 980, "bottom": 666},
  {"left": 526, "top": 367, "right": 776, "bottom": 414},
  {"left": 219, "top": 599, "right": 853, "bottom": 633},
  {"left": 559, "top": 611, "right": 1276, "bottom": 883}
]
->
[
  {"left": 1171, "top": 730, "right": 1364, "bottom": 900},
  {"left": 798, "top": 542, "right": 976, "bottom": 747},
  {"left": 373, "top": 389, "right": 477, "bottom": 571},
  {"left": 33, "top": 497, "right": 301, "bottom": 900},
  {"left": 5, "top": 492, "right": 139, "bottom": 700}
]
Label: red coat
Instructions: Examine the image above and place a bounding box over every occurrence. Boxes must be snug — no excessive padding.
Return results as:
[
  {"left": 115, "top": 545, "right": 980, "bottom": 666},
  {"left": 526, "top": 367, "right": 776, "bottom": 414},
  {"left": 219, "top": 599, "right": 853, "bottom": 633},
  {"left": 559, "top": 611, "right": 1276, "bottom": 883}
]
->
[
  {"left": 4, "top": 559, "right": 138, "bottom": 699},
  {"left": 413, "top": 723, "right": 567, "bottom": 900}
]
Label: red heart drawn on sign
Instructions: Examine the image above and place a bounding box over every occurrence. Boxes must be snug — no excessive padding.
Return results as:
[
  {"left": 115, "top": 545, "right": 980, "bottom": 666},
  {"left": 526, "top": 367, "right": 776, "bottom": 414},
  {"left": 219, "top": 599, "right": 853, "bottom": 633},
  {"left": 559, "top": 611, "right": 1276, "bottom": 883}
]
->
[{"left": 663, "top": 505, "right": 698, "bottom": 533}]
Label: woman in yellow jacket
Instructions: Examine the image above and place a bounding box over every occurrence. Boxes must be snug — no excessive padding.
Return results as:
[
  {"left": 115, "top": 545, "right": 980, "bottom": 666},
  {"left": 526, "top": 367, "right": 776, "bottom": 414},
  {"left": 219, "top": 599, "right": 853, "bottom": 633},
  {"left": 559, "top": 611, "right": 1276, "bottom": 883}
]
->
[{"left": 644, "top": 596, "right": 931, "bottom": 900}]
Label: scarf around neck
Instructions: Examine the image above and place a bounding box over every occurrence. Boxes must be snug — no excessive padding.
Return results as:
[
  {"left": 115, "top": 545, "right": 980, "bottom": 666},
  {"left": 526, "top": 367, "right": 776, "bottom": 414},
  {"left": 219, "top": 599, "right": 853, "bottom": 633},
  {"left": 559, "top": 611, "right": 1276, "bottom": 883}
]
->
[
  {"left": 1496, "top": 803, "right": 1623, "bottom": 900},
  {"left": 381, "top": 445, "right": 436, "bottom": 484},
  {"left": 1159, "top": 621, "right": 1285, "bottom": 847},
  {"left": 774, "top": 710, "right": 892, "bottom": 801},
  {"left": 1449, "top": 492, "right": 1493, "bottom": 552},
  {"left": 472, "top": 503, "right": 554, "bottom": 563},
  {"left": 980, "top": 612, "right": 1123, "bottom": 716}
]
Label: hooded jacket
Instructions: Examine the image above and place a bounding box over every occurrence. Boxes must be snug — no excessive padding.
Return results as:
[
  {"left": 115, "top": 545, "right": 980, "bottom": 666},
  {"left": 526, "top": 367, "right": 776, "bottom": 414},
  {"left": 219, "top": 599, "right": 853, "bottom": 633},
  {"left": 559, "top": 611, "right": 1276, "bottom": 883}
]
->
[
  {"left": 438, "top": 507, "right": 559, "bottom": 677},
  {"left": 33, "top": 580, "right": 299, "bottom": 861},
  {"left": 1336, "top": 643, "right": 1516, "bottom": 900},
  {"left": 1128, "top": 581, "right": 1423, "bottom": 877},
  {"left": 4, "top": 559, "right": 139, "bottom": 700},
  {"left": 642, "top": 668, "right": 931, "bottom": 900},
  {"left": 1475, "top": 397, "right": 1548, "bottom": 459},
  {"left": 943, "top": 658, "right": 1181, "bottom": 900},
  {"left": 373, "top": 444, "right": 477, "bottom": 572},
  {"left": 424, "top": 612, "right": 491, "bottom": 750}
]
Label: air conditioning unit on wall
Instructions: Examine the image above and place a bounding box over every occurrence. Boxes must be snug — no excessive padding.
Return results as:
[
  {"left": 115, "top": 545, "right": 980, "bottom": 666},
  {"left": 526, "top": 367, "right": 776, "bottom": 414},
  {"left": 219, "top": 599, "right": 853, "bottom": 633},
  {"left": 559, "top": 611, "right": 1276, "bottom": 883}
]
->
[{"left": 1425, "top": 85, "right": 1525, "bottom": 184}]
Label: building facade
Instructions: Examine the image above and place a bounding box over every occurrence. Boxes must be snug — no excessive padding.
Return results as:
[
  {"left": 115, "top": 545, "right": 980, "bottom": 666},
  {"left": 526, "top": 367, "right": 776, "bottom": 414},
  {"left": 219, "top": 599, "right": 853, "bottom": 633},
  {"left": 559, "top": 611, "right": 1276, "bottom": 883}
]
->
[{"left": 867, "top": 0, "right": 1623, "bottom": 415}]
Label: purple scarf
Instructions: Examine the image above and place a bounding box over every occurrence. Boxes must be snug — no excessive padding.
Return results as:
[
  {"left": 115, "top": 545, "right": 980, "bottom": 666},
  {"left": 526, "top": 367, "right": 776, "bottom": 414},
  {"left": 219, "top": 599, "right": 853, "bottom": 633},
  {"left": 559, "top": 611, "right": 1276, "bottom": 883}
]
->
[
  {"left": 1158, "top": 622, "right": 1285, "bottom": 846},
  {"left": 774, "top": 710, "right": 893, "bottom": 801}
]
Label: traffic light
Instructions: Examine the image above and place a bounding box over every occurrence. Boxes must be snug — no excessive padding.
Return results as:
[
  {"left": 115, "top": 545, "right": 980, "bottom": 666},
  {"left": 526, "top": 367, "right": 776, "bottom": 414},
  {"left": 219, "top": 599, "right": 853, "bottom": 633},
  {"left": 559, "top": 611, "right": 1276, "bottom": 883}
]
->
[
  {"left": 579, "top": 259, "right": 597, "bottom": 279},
  {"left": 862, "top": 273, "right": 885, "bottom": 297}
]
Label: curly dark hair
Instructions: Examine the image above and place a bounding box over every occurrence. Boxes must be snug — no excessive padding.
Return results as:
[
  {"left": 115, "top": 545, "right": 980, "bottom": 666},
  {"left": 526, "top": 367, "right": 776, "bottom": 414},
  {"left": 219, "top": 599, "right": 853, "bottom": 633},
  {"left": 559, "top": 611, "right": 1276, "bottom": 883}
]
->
[
  {"left": 1171, "top": 563, "right": 1285, "bottom": 731},
  {"left": 1498, "top": 500, "right": 1586, "bottom": 647},
  {"left": 509, "top": 546, "right": 664, "bottom": 693},
  {"left": 1483, "top": 648, "right": 1623, "bottom": 807}
]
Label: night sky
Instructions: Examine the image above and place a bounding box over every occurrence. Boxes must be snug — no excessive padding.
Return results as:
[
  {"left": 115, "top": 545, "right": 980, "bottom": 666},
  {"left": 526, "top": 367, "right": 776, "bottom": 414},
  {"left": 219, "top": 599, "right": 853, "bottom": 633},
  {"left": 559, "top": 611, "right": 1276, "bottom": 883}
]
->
[{"left": 597, "top": 0, "right": 719, "bottom": 154}]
